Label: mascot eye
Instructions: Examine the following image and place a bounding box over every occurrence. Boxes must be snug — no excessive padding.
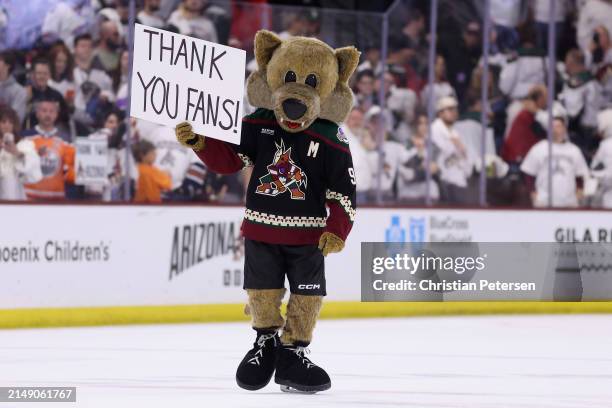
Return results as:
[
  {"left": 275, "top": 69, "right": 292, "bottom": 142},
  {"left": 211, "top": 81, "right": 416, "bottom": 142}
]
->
[
  {"left": 284, "top": 71, "right": 297, "bottom": 83},
  {"left": 305, "top": 74, "right": 318, "bottom": 88}
]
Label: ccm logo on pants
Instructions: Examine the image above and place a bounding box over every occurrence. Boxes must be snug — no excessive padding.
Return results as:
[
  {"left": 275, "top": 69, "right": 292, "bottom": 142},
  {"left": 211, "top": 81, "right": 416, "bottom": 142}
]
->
[{"left": 298, "top": 284, "right": 321, "bottom": 290}]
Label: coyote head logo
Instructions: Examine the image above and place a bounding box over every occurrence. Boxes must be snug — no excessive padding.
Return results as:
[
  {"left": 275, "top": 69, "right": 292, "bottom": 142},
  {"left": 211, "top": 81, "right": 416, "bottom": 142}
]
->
[{"left": 255, "top": 140, "right": 307, "bottom": 200}]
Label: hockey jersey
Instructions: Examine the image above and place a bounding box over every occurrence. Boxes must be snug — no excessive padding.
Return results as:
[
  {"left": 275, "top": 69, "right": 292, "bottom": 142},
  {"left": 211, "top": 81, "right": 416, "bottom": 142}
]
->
[
  {"left": 22, "top": 131, "right": 75, "bottom": 200},
  {"left": 196, "top": 108, "right": 356, "bottom": 245}
]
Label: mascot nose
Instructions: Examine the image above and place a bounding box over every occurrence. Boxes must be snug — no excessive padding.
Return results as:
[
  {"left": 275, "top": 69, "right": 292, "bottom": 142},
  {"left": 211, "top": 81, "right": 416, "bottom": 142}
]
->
[{"left": 282, "top": 98, "right": 307, "bottom": 120}]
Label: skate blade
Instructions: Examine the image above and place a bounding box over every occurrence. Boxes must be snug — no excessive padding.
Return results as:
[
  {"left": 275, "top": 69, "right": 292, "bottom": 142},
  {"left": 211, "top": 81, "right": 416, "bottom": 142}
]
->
[{"left": 280, "top": 385, "right": 318, "bottom": 394}]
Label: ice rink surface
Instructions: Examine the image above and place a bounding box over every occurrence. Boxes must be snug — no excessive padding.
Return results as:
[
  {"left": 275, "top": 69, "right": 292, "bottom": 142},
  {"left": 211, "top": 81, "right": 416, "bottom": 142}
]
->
[{"left": 1, "top": 314, "right": 611, "bottom": 408}]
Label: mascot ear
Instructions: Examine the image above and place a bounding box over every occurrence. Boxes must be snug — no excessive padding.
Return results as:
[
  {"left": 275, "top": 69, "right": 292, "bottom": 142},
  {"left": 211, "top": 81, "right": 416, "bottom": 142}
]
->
[
  {"left": 254, "top": 30, "right": 283, "bottom": 70},
  {"left": 320, "top": 47, "right": 360, "bottom": 124},
  {"left": 247, "top": 30, "right": 281, "bottom": 110},
  {"left": 334, "top": 46, "right": 360, "bottom": 84}
]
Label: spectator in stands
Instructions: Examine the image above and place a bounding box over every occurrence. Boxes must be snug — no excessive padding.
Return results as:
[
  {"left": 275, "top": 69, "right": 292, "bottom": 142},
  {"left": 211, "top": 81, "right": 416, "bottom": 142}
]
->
[
  {"left": 455, "top": 91, "right": 496, "bottom": 159},
  {"left": 577, "top": 0, "right": 612, "bottom": 61},
  {"left": 357, "top": 45, "right": 382, "bottom": 76},
  {"left": 431, "top": 96, "right": 473, "bottom": 205},
  {"left": 167, "top": 0, "right": 218, "bottom": 42},
  {"left": 41, "top": 0, "right": 91, "bottom": 51},
  {"left": 132, "top": 139, "right": 172, "bottom": 203},
  {"left": 353, "top": 69, "right": 376, "bottom": 113},
  {"left": 502, "top": 84, "right": 548, "bottom": 165},
  {"left": 345, "top": 107, "right": 374, "bottom": 204},
  {"left": 180, "top": 159, "right": 208, "bottom": 202},
  {"left": 203, "top": 171, "right": 238, "bottom": 203},
  {"left": 93, "top": 20, "right": 122, "bottom": 74},
  {"left": 560, "top": 48, "right": 603, "bottom": 153},
  {"left": 378, "top": 70, "right": 418, "bottom": 145},
  {"left": 591, "top": 109, "right": 612, "bottom": 208},
  {"left": 400, "top": 9, "right": 428, "bottom": 80},
  {"left": 586, "top": 25, "right": 612, "bottom": 71},
  {"left": 277, "top": 12, "right": 309, "bottom": 39},
  {"left": 142, "top": 125, "right": 197, "bottom": 201},
  {"left": 397, "top": 113, "right": 440, "bottom": 203},
  {"left": 420, "top": 55, "right": 457, "bottom": 112},
  {"left": 137, "top": 0, "right": 165, "bottom": 28},
  {"left": 25, "top": 58, "right": 69, "bottom": 137},
  {"left": 455, "top": 91, "right": 509, "bottom": 182},
  {"left": 84, "top": 110, "right": 125, "bottom": 201},
  {"left": 0, "top": 105, "right": 41, "bottom": 200},
  {"left": 48, "top": 43, "right": 76, "bottom": 110},
  {"left": 21, "top": 99, "right": 75, "bottom": 201},
  {"left": 386, "top": 35, "right": 422, "bottom": 92},
  {"left": 489, "top": 0, "right": 523, "bottom": 52},
  {"left": 364, "top": 106, "right": 411, "bottom": 202},
  {"left": 499, "top": 24, "right": 548, "bottom": 113},
  {"left": 521, "top": 111, "right": 589, "bottom": 208},
  {"left": 0, "top": 51, "right": 27, "bottom": 122},
  {"left": 72, "top": 34, "right": 114, "bottom": 134},
  {"left": 97, "top": 1, "right": 126, "bottom": 38},
  {"left": 111, "top": 49, "right": 130, "bottom": 112},
  {"left": 440, "top": 20, "right": 482, "bottom": 104},
  {"left": 532, "top": 0, "right": 572, "bottom": 51}
]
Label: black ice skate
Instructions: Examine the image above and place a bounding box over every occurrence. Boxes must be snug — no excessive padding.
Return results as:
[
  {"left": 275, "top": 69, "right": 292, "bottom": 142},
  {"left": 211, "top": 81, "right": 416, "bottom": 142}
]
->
[
  {"left": 236, "top": 329, "right": 280, "bottom": 390},
  {"left": 274, "top": 344, "right": 331, "bottom": 394}
]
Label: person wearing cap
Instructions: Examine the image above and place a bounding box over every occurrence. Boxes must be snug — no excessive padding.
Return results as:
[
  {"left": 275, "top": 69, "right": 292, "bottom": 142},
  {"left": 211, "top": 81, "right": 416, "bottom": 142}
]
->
[
  {"left": 431, "top": 96, "right": 474, "bottom": 205},
  {"left": 520, "top": 107, "right": 589, "bottom": 208},
  {"left": 92, "top": 20, "right": 123, "bottom": 74},
  {"left": 590, "top": 109, "right": 612, "bottom": 208}
]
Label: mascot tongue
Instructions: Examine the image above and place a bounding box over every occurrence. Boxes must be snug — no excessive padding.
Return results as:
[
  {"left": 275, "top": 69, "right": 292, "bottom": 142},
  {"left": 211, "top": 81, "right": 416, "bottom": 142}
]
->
[{"left": 280, "top": 117, "right": 303, "bottom": 129}]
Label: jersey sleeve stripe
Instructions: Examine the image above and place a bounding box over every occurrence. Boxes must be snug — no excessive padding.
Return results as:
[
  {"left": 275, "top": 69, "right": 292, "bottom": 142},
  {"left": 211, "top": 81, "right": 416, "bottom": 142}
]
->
[{"left": 325, "top": 189, "right": 356, "bottom": 222}]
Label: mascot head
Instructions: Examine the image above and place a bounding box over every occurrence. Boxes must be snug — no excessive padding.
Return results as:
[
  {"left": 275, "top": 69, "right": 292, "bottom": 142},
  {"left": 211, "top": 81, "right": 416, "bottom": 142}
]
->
[{"left": 246, "top": 30, "right": 360, "bottom": 133}]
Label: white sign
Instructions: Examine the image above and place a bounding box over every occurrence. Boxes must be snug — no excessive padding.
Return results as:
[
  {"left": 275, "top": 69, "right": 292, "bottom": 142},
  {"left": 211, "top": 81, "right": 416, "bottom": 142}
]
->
[
  {"left": 130, "top": 23, "right": 246, "bottom": 144},
  {"left": 75, "top": 138, "right": 109, "bottom": 185}
]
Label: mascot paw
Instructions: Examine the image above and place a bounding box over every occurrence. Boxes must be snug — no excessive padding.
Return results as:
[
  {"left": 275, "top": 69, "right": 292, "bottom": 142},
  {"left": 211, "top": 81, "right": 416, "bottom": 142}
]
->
[
  {"left": 175, "top": 121, "right": 205, "bottom": 151},
  {"left": 318, "top": 232, "right": 344, "bottom": 256}
]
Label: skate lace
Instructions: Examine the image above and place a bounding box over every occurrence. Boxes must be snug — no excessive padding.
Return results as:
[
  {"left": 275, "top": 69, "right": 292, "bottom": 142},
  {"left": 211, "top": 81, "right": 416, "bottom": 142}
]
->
[
  {"left": 292, "top": 346, "right": 316, "bottom": 369},
  {"left": 247, "top": 333, "right": 278, "bottom": 366}
]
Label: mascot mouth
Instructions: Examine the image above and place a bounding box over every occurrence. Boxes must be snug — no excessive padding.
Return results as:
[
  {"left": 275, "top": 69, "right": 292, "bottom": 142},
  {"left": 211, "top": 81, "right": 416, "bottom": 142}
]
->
[{"left": 279, "top": 117, "right": 305, "bottom": 129}]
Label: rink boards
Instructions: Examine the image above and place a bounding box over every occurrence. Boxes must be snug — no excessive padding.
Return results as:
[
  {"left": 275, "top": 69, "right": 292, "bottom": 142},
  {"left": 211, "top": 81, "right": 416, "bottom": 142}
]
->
[{"left": 1, "top": 204, "right": 612, "bottom": 327}]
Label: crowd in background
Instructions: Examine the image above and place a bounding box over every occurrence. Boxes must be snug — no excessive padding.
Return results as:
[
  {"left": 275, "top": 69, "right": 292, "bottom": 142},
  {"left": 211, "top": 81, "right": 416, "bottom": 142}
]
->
[{"left": 0, "top": 0, "right": 611, "bottom": 208}]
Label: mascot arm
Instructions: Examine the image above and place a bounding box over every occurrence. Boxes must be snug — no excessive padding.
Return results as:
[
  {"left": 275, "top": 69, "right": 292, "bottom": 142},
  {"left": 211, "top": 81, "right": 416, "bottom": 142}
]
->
[
  {"left": 195, "top": 138, "right": 244, "bottom": 174},
  {"left": 177, "top": 120, "right": 257, "bottom": 175},
  {"left": 322, "top": 144, "right": 357, "bottom": 248}
]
